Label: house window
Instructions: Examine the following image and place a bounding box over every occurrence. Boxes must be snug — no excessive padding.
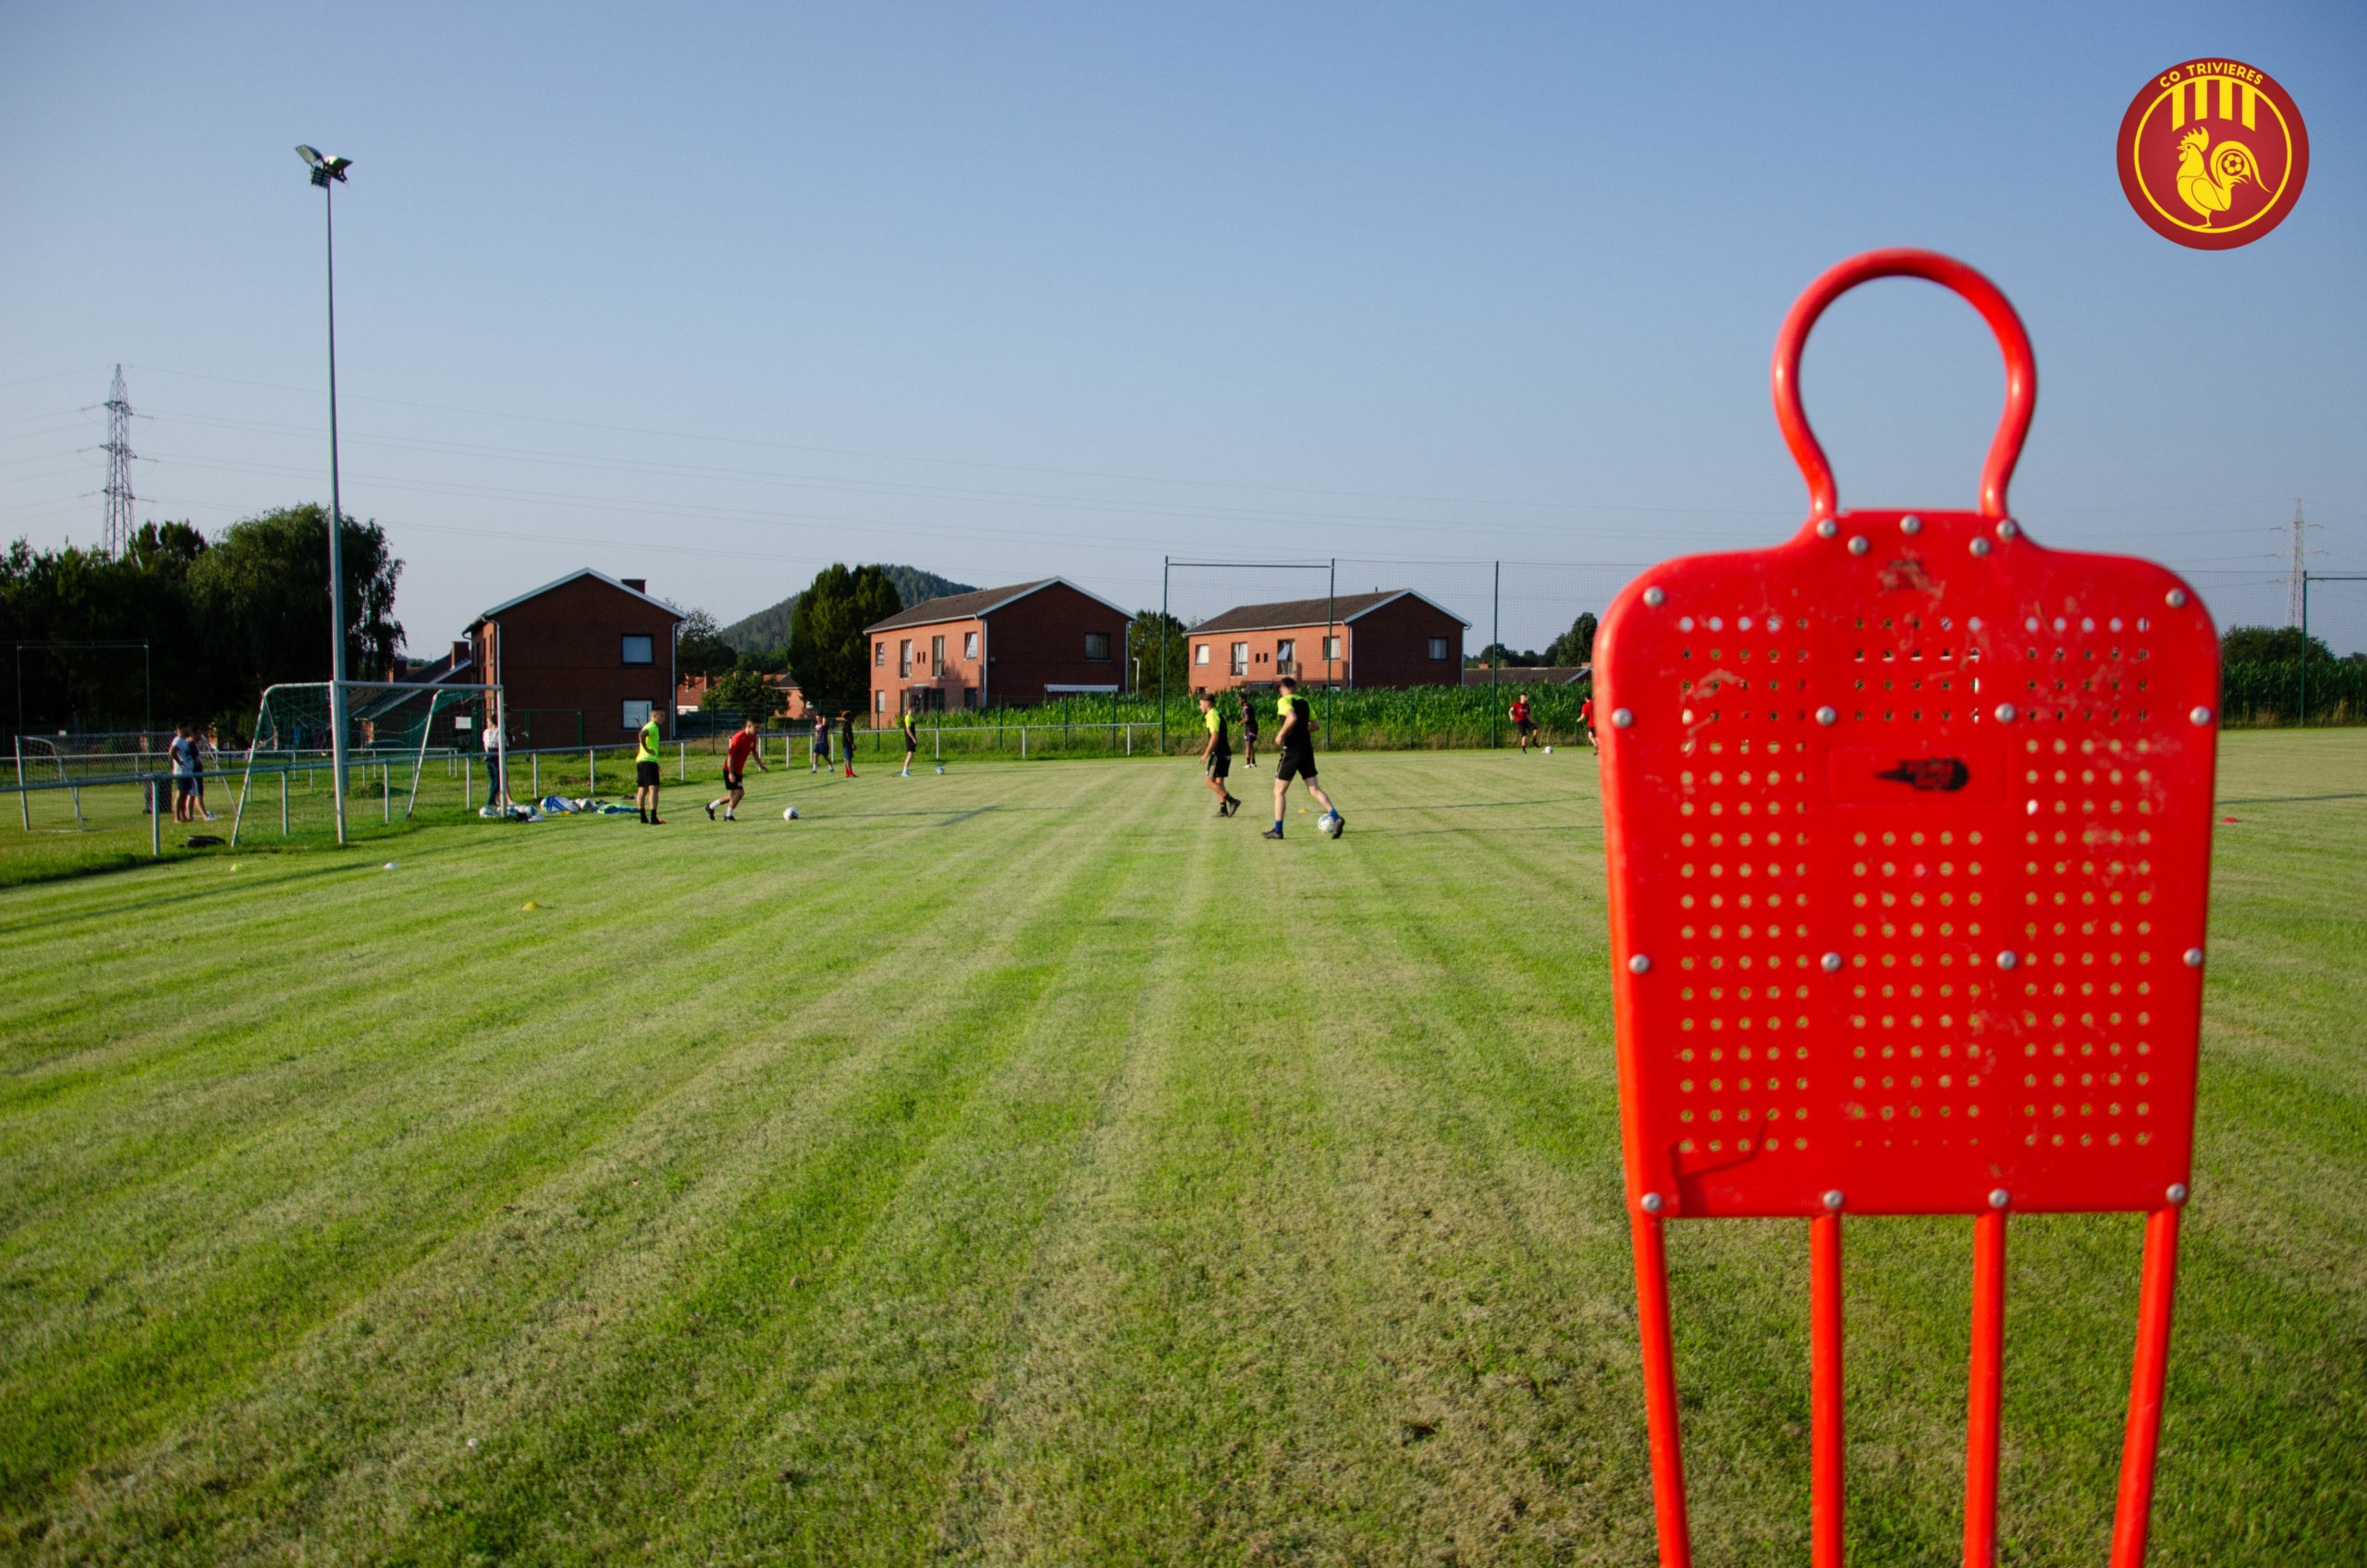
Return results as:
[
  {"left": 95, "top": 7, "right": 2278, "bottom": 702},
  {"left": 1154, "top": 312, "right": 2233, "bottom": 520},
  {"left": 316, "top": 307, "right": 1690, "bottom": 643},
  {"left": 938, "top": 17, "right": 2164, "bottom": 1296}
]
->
[
  {"left": 1323, "top": 635, "right": 1341, "bottom": 661},
  {"left": 932, "top": 634, "right": 946, "bottom": 672},
  {"left": 964, "top": 631, "right": 979, "bottom": 660},
  {"left": 1428, "top": 637, "right": 1449, "bottom": 661},
  {"left": 900, "top": 638, "right": 913, "bottom": 677},
  {"left": 875, "top": 642, "right": 886, "bottom": 667},
  {"left": 622, "top": 699, "right": 653, "bottom": 730},
  {"left": 1195, "top": 643, "right": 1209, "bottom": 666},
  {"left": 1231, "top": 642, "right": 1248, "bottom": 675},
  {"left": 620, "top": 634, "right": 654, "bottom": 665},
  {"left": 963, "top": 686, "right": 978, "bottom": 709},
  {"left": 875, "top": 691, "right": 886, "bottom": 714},
  {"left": 1085, "top": 631, "right": 1111, "bottom": 661},
  {"left": 1276, "top": 639, "right": 1295, "bottom": 664}
]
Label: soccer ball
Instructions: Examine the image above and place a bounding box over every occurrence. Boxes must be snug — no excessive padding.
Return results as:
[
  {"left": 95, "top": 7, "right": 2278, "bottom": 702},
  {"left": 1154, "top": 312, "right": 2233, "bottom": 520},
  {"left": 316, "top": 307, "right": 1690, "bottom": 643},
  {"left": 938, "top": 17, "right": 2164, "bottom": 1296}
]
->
[
  {"left": 935, "top": 765, "right": 945, "bottom": 775},
  {"left": 1543, "top": 745, "right": 1553, "bottom": 754},
  {"left": 1318, "top": 812, "right": 1343, "bottom": 839},
  {"left": 782, "top": 805, "right": 801, "bottom": 821}
]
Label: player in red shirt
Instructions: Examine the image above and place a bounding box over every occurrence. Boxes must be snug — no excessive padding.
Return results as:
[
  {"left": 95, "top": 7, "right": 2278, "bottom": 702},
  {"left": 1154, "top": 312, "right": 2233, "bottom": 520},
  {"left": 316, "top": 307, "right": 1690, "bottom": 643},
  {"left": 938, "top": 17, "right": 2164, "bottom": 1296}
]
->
[
  {"left": 706, "top": 717, "right": 771, "bottom": 820},
  {"left": 1510, "top": 692, "right": 1538, "bottom": 753},
  {"left": 1578, "top": 694, "right": 1597, "bottom": 750}
]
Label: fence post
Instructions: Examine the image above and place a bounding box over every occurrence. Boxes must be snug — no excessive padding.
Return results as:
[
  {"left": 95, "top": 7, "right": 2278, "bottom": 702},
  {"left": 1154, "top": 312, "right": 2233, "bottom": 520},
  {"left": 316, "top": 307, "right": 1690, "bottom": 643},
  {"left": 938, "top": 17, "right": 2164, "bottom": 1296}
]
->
[
  {"left": 153, "top": 774, "right": 162, "bottom": 856},
  {"left": 532, "top": 752, "right": 539, "bottom": 800},
  {"left": 281, "top": 769, "right": 289, "bottom": 836},
  {"left": 14, "top": 738, "right": 26, "bottom": 831},
  {"left": 589, "top": 746, "right": 596, "bottom": 793},
  {"left": 1021, "top": 726, "right": 1028, "bottom": 760},
  {"left": 680, "top": 741, "right": 686, "bottom": 782}
]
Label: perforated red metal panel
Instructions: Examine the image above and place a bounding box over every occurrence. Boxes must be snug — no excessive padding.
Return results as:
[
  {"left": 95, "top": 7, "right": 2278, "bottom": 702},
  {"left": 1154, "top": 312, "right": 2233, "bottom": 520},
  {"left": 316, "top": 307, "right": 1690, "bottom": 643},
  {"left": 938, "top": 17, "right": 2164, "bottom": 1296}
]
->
[{"left": 1600, "top": 257, "right": 2220, "bottom": 1222}]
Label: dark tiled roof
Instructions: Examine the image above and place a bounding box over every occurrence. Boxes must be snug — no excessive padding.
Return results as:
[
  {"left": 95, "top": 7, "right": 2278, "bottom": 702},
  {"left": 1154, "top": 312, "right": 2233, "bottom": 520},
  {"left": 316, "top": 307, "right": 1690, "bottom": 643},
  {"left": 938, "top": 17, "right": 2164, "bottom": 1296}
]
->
[
  {"left": 1190, "top": 589, "right": 1468, "bottom": 634},
  {"left": 864, "top": 581, "right": 1054, "bottom": 633}
]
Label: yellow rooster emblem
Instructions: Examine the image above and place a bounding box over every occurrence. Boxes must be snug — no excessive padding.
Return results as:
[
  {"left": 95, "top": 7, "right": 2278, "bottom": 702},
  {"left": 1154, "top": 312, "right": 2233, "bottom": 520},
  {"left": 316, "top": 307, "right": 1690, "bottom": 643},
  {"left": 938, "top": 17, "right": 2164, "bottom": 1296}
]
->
[{"left": 2175, "top": 127, "right": 2265, "bottom": 226}]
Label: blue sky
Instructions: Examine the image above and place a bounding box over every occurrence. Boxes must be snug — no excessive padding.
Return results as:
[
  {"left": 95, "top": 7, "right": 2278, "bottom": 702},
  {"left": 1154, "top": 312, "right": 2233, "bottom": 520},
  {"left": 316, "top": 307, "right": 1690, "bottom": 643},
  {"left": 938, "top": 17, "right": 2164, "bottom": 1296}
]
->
[{"left": 4, "top": 2, "right": 2362, "bottom": 652}]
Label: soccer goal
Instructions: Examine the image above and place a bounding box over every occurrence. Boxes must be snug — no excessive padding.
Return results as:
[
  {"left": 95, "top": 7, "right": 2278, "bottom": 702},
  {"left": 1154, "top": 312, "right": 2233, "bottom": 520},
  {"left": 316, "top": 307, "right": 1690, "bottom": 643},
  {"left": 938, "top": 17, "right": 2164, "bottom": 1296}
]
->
[{"left": 228, "top": 680, "right": 502, "bottom": 846}]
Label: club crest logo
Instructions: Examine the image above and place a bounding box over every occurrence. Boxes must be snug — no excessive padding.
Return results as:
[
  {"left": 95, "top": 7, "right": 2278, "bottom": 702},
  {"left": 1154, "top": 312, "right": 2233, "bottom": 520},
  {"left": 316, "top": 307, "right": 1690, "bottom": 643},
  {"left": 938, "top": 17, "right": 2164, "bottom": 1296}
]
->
[{"left": 2117, "top": 59, "right": 2308, "bottom": 250}]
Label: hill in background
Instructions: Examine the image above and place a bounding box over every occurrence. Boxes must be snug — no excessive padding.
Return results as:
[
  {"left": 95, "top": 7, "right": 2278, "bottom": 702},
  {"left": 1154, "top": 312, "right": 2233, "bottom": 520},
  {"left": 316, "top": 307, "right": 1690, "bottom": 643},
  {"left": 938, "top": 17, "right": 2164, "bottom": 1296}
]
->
[{"left": 717, "top": 566, "right": 977, "bottom": 653}]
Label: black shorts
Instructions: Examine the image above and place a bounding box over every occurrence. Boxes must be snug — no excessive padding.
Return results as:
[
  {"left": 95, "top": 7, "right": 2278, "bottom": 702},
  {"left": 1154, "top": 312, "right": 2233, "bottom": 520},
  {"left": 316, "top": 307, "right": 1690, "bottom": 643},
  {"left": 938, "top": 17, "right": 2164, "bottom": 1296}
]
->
[
  {"left": 904, "top": 735, "right": 917, "bottom": 753},
  {"left": 635, "top": 760, "right": 662, "bottom": 788},
  {"left": 1206, "top": 749, "right": 1232, "bottom": 779},
  {"left": 173, "top": 777, "right": 196, "bottom": 799},
  {"left": 1276, "top": 748, "right": 1318, "bottom": 783},
  {"left": 1241, "top": 727, "right": 1258, "bottom": 743},
  {"left": 723, "top": 767, "right": 744, "bottom": 790},
  {"left": 1515, "top": 718, "right": 1537, "bottom": 735}
]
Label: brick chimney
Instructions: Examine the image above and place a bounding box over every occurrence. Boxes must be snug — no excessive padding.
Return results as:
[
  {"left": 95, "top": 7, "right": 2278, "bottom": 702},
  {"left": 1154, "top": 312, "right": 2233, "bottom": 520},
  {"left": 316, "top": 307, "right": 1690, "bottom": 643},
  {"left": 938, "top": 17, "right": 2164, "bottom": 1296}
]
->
[
  {"left": 622, "top": 578, "right": 647, "bottom": 594},
  {"left": 452, "top": 639, "right": 470, "bottom": 668}
]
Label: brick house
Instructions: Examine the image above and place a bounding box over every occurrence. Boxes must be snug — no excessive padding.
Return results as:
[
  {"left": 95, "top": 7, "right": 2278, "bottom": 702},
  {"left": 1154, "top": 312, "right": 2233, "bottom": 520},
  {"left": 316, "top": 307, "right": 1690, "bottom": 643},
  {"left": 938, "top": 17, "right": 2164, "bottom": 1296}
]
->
[
  {"left": 1187, "top": 590, "right": 1467, "bottom": 692},
  {"left": 467, "top": 570, "right": 686, "bottom": 747},
  {"left": 677, "top": 672, "right": 813, "bottom": 720},
  {"left": 864, "top": 579, "right": 1133, "bottom": 716}
]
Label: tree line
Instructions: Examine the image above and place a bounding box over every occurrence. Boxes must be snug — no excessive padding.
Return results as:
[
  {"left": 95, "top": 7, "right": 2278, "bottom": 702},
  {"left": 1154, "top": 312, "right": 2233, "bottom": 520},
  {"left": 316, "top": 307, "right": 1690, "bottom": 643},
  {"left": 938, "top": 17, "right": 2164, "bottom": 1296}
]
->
[{"left": 3, "top": 506, "right": 402, "bottom": 738}]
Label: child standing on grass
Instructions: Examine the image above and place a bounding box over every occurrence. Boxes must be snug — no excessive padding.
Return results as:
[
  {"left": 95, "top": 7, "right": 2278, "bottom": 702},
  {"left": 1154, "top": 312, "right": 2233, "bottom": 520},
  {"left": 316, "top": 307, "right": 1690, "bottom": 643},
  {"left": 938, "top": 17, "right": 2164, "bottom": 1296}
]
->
[
  {"left": 634, "top": 710, "right": 667, "bottom": 825},
  {"left": 708, "top": 717, "right": 769, "bottom": 819},
  {"left": 1237, "top": 692, "right": 1259, "bottom": 768},
  {"left": 1197, "top": 692, "right": 1241, "bottom": 816},
  {"left": 1263, "top": 677, "right": 1342, "bottom": 839},
  {"left": 840, "top": 711, "right": 857, "bottom": 778},
  {"left": 901, "top": 707, "right": 919, "bottom": 777},
  {"left": 811, "top": 715, "right": 830, "bottom": 774},
  {"left": 169, "top": 723, "right": 198, "bottom": 824}
]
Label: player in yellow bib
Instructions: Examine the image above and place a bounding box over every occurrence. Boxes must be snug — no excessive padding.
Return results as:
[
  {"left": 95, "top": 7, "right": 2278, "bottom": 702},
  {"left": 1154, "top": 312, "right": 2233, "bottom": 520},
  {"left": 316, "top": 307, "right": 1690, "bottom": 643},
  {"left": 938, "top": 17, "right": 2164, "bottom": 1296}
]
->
[
  {"left": 1196, "top": 692, "right": 1241, "bottom": 816},
  {"left": 634, "top": 712, "right": 666, "bottom": 824},
  {"left": 1263, "top": 676, "right": 1342, "bottom": 839}
]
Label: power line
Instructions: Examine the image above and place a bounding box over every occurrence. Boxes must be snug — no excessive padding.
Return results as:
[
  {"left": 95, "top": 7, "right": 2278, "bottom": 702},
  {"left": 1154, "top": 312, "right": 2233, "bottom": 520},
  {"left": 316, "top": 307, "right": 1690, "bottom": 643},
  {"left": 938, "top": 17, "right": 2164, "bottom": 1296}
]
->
[{"left": 101, "top": 366, "right": 136, "bottom": 558}]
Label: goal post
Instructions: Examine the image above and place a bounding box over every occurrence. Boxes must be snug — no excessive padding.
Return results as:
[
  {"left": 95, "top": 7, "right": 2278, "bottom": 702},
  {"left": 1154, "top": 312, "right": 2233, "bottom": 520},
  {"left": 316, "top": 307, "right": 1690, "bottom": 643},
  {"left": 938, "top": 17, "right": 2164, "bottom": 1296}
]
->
[
  {"left": 1159, "top": 557, "right": 1339, "bottom": 756},
  {"left": 229, "top": 680, "right": 501, "bottom": 847}
]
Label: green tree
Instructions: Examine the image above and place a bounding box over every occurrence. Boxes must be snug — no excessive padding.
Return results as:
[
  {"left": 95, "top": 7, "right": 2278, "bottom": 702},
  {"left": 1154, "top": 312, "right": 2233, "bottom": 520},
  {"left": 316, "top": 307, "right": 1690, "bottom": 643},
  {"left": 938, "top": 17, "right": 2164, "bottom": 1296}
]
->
[
  {"left": 676, "top": 609, "right": 738, "bottom": 680},
  {"left": 788, "top": 563, "right": 901, "bottom": 712},
  {"left": 1545, "top": 611, "right": 1598, "bottom": 667},
  {"left": 0, "top": 525, "right": 213, "bottom": 730},
  {"left": 1129, "top": 609, "right": 1192, "bottom": 694},
  {"left": 2221, "top": 625, "right": 2332, "bottom": 664},
  {"left": 708, "top": 665, "right": 789, "bottom": 722},
  {"left": 188, "top": 505, "right": 403, "bottom": 699}
]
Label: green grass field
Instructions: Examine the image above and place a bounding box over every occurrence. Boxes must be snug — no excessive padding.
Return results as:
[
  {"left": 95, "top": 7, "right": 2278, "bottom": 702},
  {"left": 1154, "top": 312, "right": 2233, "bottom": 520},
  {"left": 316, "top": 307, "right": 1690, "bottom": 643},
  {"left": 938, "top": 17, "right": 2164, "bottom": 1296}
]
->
[{"left": 3, "top": 737, "right": 2361, "bottom": 1565}]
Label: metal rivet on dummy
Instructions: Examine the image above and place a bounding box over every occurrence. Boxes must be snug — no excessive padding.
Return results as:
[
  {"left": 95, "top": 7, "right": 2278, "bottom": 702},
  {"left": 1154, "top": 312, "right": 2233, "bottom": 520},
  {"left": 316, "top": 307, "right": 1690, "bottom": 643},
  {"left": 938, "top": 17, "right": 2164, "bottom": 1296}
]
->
[
  {"left": 1987, "top": 1188, "right": 2010, "bottom": 1209},
  {"left": 1970, "top": 537, "right": 1992, "bottom": 557},
  {"left": 1816, "top": 705, "right": 1837, "bottom": 726},
  {"left": 1817, "top": 519, "right": 1838, "bottom": 539},
  {"left": 1643, "top": 586, "right": 1665, "bottom": 607},
  {"left": 1821, "top": 952, "right": 1843, "bottom": 973},
  {"left": 1640, "top": 1192, "right": 1665, "bottom": 1214},
  {"left": 1996, "top": 950, "right": 2019, "bottom": 971},
  {"left": 1821, "top": 1190, "right": 1845, "bottom": 1211},
  {"left": 2189, "top": 706, "right": 2213, "bottom": 727},
  {"left": 1847, "top": 536, "right": 1870, "bottom": 556},
  {"left": 2166, "top": 1183, "right": 2189, "bottom": 1205},
  {"left": 1901, "top": 515, "right": 1921, "bottom": 534},
  {"left": 1628, "top": 954, "right": 1651, "bottom": 974},
  {"left": 1997, "top": 519, "right": 2019, "bottom": 539},
  {"left": 2166, "top": 589, "right": 2188, "bottom": 607},
  {"left": 1994, "top": 704, "right": 2017, "bottom": 723},
  {"left": 2183, "top": 948, "right": 2204, "bottom": 967},
  {"left": 1612, "top": 708, "right": 1634, "bottom": 728}
]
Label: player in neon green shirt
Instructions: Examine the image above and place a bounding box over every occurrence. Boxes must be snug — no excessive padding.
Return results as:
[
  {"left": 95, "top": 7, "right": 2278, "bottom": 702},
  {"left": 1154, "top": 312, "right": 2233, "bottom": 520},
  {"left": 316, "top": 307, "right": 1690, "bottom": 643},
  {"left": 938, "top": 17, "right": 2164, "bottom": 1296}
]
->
[
  {"left": 634, "top": 711, "right": 667, "bottom": 824},
  {"left": 1264, "top": 676, "right": 1342, "bottom": 839},
  {"left": 1196, "top": 693, "right": 1241, "bottom": 816}
]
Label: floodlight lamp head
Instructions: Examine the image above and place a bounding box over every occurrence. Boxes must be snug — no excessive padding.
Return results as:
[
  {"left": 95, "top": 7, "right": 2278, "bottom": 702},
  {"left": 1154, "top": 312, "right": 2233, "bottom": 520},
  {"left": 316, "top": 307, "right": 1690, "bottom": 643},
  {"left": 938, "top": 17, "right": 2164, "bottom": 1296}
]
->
[{"left": 295, "top": 144, "right": 351, "bottom": 185}]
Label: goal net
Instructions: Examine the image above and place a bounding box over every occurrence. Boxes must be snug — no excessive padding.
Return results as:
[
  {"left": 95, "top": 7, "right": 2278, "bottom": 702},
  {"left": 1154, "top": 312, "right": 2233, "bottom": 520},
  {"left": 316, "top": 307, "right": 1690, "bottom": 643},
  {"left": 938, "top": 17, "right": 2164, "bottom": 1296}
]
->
[{"left": 230, "top": 680, "right": 501, "bottom": 843}]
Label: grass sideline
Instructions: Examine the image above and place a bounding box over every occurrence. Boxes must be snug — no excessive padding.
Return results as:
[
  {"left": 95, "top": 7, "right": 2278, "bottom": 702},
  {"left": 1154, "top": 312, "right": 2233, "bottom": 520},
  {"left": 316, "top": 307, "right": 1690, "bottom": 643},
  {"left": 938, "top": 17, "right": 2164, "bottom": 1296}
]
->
[{"left": 1, "top": 737, "right": 2361, "bottom": 1563}]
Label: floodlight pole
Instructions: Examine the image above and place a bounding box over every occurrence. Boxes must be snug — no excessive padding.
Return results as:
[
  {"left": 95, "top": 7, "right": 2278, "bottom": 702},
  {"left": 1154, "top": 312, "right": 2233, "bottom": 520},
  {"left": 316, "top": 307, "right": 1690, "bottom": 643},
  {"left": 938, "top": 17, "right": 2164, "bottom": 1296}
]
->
[
  {"left": 313, "top": 157, "right": 352, "bottom": 845},
  {"left": 1326, "top": 558, "right": 1336, "bottom": 745},
  {"left": 1159, "top": 556, "right": 1169, "bottom": 757}
]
